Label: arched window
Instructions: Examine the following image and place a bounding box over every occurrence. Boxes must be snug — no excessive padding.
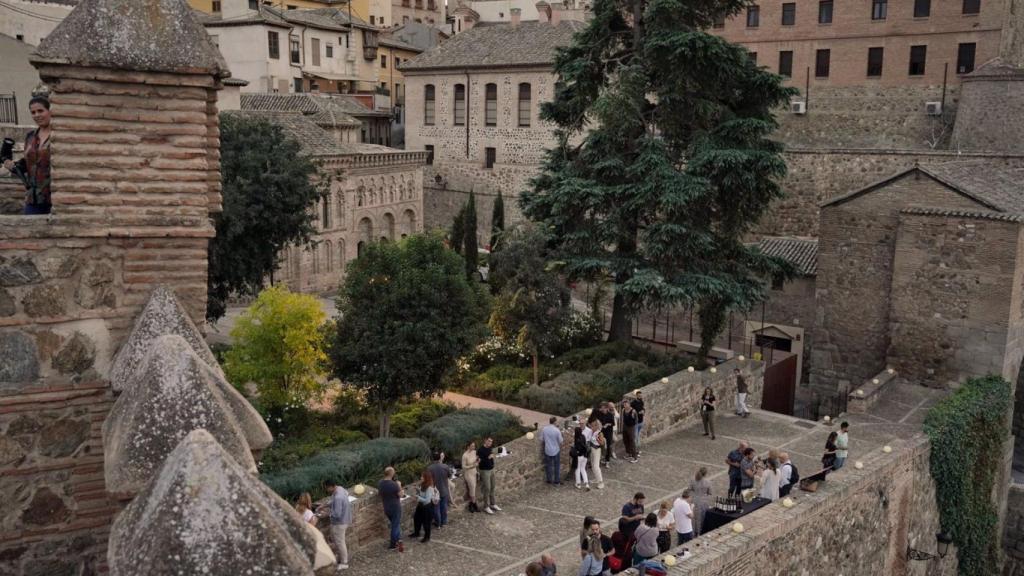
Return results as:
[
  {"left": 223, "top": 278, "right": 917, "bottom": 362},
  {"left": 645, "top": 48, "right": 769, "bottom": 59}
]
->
[
  {"left": 338, "top": 239, "right": 346, "bottom": 269},
  {"left": 485, "top": 83, "right": 497, "bottom": 126},
  {"left": 453, "top": 83, "right": 466, "bottom": 126},
  {"left": 383, "top": 212, "right": 396, "bottom": 240},
  {"left": 359, "top": 217, "right": 374, "bottom": 245},
  {"left": 291, "top": 247, "right": 300, "bottom": 279},
  {"left": 518, "top": 82, "right": 532, "bottom": 127},
  {"left": 336, "top": 190, "right": 345, "bottom": 222},
  {"left": 357, "top": 186, "right": 365, "bottom": 207},
  {"left": 403, "top": 208, "right": 417, "bottom": 236},
  {"left": 326, "top": 240, "right": 334, "bottom": 272},
  {"left": 424, "top": 84, "right": 436, "bottom": 125},
  {"left": 312, "top": 244, "right": 320, "bottom": 275},
  {"left": 322, "top": 196, "right": 331, "bottom": 229}
]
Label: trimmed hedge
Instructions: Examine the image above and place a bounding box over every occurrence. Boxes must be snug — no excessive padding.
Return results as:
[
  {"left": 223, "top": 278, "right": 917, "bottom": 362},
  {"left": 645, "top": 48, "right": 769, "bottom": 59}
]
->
[
  {"left": 259, "top": 427, "right": 368, "bottom": 474},
  {"left": 262, "top": 437, "right": 431, "bottom": 501},
  {"left": 417, "top": 408, "right": 526, "bottom": 457},
  {"left": 924, "top": 375, "right": 1011, "bottom": 576}
]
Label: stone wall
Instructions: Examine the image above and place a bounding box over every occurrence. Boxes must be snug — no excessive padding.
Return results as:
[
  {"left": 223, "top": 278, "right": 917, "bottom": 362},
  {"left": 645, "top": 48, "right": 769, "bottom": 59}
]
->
[
  {"left": 757, "top": 149, "right": 1024, "bottom": 238},
  {"left": 810, "top": 172, "right": 987, "bottom": 396},
  {"left": 659, "top": 434, "right": 955, "bottom": 576},
  {"left": 1005, "top": 483, "right": 1024, "bottom": 575},
  {"left": 335, "top": 358, "right": 765, "bottom": 551},
  {"left": 0, "top": 27, "right": 225, "bottom": 576},
  {"left": 952, "top": 64, "right": 1024, "bottom": 154},
  {"left": 887, "top": 211, "right": 1023, "bottom": 388}
]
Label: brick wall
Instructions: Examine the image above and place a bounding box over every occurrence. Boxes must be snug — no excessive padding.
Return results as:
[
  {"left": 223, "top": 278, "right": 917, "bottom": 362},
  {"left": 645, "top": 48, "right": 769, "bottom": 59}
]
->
[
  {"left": 810, "top": 172, "right": 985, "bottom": 396},
  {"left": 887, "top": 212, "right": 1022, "bottom": 387},
  {"left": 0, "top": 61, "right": 222, "bottom": 574},
  {"left": 952, "top": 68, "right": 1024, "bottom": 154},
  {"left": 665, "top": 434, "right": 955, "bottom": 576}
]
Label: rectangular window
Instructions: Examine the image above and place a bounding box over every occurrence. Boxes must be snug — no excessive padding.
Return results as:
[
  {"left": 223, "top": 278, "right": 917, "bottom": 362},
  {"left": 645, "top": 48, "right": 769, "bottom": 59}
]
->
[
  {"left": 909, "top": 45, "right": 927, "bottom": 75},
  {"left": 268, "top": 31, "right": 280, "bottom": 59},
  {"left": 963, "top": 0, "right": 980, "bottom": 14},
  {"left": 957, "top": 42, "right": 976, "bottom": 74},
  {"left": 749, "top": 51, "right": 758, "bottom": 64},
  {"left": 311, "top": 38, "right": 320, "bottom": 66},
  {"left": 746, "top": 5, "right": 760, "bottom": 27},
  {"left": 290, "top": 39, "right": 301, "bottom": 64},
  {"left": 425, "top": 144, "right": 434, "bottom": 165},
  {"left": 249, "top": 0, "right": 258, "bottom": 9},
  {"left": 485, "top": 83, "right": 497, "bottom": 126},
  {"left": 212, "top": 0, "right": 221, "bottom": 11},
  {"left": 781, "top": 3, "right": 796, "bottom": 25},
  {"left": 454, "top": 84, "right": 466, "bottom": 126},
  {"left": 872, "top": 0, "right": 887, "bottom": 20},
  {"left": 815, "top": 49, "right": 830, "bottom": 78},
  {"left": 341, "top": 34, "right": 349, "bottom": 48},
  {"left": 818, "top": 0, "right": 833, "bottom": 23},
  {"left": 517, "top": 83, "right": 531, "bottom": 127},
  {"left": 326, "top": 43, "right": 333, "bottom": 58},
  {"left": 293, "top": 77, "right": 303, "bottom": 93},
  {"left": 914, "top": 0, "right": 931, "bottom": 17},
  {"left": 381, "top": 55, "right": 387, "bottom": 68},
  {"left": 867, "top": 47, "right": 884, "bottom": 77},
  {"left": 369, "top": 15, "right": 375, "bottom": 24},
  {"left": 778, "top": 50, "right": 793, "bottom": 77},
  {"left": 485, "top": 147, "right": 496, "bottom": 169},
  {"left": 712, "top": 14, "right": 726, "bottom": 28},
  {"left": 424, "top": 84, "right": 435, "bottom": 125}
]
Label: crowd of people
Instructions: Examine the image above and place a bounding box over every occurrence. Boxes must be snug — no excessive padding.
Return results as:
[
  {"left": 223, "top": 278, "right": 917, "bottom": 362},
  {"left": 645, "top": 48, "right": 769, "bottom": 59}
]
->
[{"left": 292, "top": 375, "right": 853, "bottom": 575}]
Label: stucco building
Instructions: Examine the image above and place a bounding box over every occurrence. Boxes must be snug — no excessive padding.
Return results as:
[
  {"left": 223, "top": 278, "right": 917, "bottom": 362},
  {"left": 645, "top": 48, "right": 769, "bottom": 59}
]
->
[{"left": 401, "top": 6, "right": 583, "bottom": 235}]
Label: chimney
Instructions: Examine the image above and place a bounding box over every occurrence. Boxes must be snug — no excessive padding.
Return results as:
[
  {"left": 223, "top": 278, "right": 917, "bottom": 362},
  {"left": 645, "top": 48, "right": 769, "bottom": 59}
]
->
[
  {"left": 550, "top": 1, "right": 565, "bottom": 24},
  {"left": 536, "top": 0, "right": 550, "bottom": 23},
  {"left": 510, "top": 7, "right": 522, "bottom": 26}
]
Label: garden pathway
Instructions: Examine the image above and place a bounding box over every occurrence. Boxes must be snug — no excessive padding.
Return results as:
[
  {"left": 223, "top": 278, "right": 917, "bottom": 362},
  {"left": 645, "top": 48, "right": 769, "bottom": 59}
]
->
[
  {"left": 342, "top": 381, "right": 947, "bottom": 576},
  {"left": 442, "top": 391, "right": 556, "bottom": 429}
]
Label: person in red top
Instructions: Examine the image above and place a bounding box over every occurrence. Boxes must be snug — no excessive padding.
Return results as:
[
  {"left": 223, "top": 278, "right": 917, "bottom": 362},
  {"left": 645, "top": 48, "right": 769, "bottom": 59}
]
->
[{"left": 3, "top": 96, "right": 52, "bottom": 215}]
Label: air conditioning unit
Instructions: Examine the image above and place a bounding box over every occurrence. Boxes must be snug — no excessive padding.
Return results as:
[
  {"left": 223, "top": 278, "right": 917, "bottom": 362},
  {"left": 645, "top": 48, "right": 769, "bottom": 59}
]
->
[
  {"left": 925, "top": 101, "right": 943, "bottom": 116},
  {"left": 790, "top": 100, "right": 806, "bottom": 115}
]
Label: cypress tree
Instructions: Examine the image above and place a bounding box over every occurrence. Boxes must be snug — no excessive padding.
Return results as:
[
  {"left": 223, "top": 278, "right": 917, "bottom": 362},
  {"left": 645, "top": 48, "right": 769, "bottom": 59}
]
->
[
  {"left": 489, "top": 191, "right": 505, "bottom": 251},
  {"left": 449, "top": 204, "right": 465, "bottom": 255},
  {"left": 463, "top": 192, "right": 479, "bottom": 279},
  {"left": 521, "top": 0, "right": 797, "bottom": 346}
]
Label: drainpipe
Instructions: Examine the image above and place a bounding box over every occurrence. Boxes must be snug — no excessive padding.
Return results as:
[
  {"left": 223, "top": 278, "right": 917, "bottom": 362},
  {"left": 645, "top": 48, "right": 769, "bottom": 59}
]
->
[{"left": 465, "top": 69, "right": 470, "bottom": 159}]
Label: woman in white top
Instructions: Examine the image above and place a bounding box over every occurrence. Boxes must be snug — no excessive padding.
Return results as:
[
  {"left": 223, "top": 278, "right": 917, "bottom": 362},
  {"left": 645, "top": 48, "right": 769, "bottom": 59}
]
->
[
  {"left": 295, "top": 492, "right": 318, "bottom": 526},
  {"left": 655, "top": 501, "right": 675, "bottom": 553},
  {"left": 759, "top": 459, "right": 781, "bottom": 501},
  {"left": 462, "top": 440, "right": 480, "bottom": 512}
]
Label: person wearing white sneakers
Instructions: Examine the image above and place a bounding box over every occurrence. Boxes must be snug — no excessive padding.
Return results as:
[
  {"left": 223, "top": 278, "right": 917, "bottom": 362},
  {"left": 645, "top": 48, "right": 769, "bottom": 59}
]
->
[
  {"left": 477, "top": 437, "right": 502, "bottom": 513},
  {"left": 325, "top": 479, "right": 352, "bottom": 571}
]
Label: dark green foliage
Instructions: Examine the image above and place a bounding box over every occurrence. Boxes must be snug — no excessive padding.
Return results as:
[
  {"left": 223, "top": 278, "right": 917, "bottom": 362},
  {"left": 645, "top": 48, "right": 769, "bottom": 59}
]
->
[
  {"left": 390, "top": 399, "right": 457, "bottom": 438},
  {"left": 331, "top": 234, "right": 488, "bottom": 436},
  {"left": 259, "top": 426, "right": 368, "bottom": 475},
  {"left": 450, "top": 204, "right": 466, "bottom": 255},
  {"left": 261, "top": 437, "right": 432, "bottom": 501},
  {"left": 697, "top": 298, "right": 728, "bottom": 368},
  {"left": 520, "top": 0, "right": 797, "bottom": 345},
  {"left": 464, "top": 192, "right": 479, "bottom": 279},
  {"left": 417, "top": 408, "right": 526, "bottom": 457},
  {"left": 207, "top": 114, "right": 326, "bottom": 320},
  {"left": 459, "top": 364, "right": 534, "bottom": 402},
  {"left": 924, "top": 375, "right": 1010, "bottom": 575},
  {"left": 490, "top": 191, "right": 505, "bottom": 251}
]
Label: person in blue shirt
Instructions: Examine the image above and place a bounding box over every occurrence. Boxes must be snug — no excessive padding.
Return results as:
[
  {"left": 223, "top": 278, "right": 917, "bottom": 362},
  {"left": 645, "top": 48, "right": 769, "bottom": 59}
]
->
[
  {"left": 541, "top": 417, "right": 563, "bottom": 485},
  {"left": 325, "top": 479, "right": 353, "bottom": 571}
]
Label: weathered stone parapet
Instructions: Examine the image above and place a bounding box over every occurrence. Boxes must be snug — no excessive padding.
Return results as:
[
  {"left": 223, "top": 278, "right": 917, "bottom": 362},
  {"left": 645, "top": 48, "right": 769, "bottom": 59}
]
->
[
  {"left": 109, "top": 430, "right": 333, "bottom": 576},
  {"left": 847, "top": 368, "right": 897, "bottom": 414}
]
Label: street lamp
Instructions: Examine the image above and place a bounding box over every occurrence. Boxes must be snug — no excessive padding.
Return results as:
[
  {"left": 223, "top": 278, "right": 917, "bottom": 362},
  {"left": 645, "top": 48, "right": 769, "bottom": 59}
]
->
[{"left": 907, "top": 532, "right": 953, "bottom": 561}]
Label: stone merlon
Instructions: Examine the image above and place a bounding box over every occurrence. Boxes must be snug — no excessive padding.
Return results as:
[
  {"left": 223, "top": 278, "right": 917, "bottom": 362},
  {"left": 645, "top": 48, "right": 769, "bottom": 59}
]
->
[{"left": 32, "top": 0, "right": 229, "bottom": 77}]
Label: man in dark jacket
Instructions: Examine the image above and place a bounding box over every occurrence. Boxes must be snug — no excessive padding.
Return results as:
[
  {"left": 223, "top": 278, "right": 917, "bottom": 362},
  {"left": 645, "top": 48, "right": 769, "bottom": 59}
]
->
[{"left": 427, "top": 451, "right": 452, "bottom": 527}]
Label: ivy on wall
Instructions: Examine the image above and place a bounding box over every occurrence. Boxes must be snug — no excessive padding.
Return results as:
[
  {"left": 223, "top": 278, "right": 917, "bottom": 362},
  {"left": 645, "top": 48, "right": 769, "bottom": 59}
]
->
[{"left": 924, "top": 375, "right": 1011, "bottom": 576}]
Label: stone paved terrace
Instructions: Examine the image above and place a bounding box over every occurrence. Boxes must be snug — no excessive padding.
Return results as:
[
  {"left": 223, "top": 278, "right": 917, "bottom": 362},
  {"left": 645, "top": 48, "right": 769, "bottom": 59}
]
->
[{"left": 343, "top": 380, "right": 948, "bottom": 576}]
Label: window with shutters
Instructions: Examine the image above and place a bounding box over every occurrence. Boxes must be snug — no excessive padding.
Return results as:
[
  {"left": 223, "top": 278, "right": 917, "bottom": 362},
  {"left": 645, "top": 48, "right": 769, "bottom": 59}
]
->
[
  {"left": 424, "top": 84, "right": 435, "bottom": 125},
  {"left": 517, "top": 83, "right": 531, "bottom": 127},
  {"left": 454, "top": 84, "right": 466, "bottom": 126},
  {"left": 485, "top": 83, "right": 497, "bottom": 126}
]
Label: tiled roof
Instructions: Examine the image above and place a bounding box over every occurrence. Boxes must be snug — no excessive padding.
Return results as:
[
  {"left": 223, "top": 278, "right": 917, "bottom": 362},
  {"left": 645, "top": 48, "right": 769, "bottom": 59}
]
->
[
  {"left": 963, "top": 57, "right": 1024, "bottom": 79},
  {"left": 239, "top": 93, "right": 363, "bottom": 127},
  {"left": 401, "top": 20, "right": 584, "bottom": 71},
  {"left": 266, "top": 6, "right": 354, "bottom": 32},
  {"left": 917, "top": 162, "right": 1024, "bottom": 213},
  {"left": 199, "top": 8, "right": 292, "bottom": 29},
  {"left": 756, "top": 237, "right": 818, "bottom": 277},
  {"left": 382, "top": 21, "right": 446, "bottom": 53},
  {"left": 226, "top": 111, "right": 343, "bottom": 157},
  {"left": 822, "top": 162, "right": 1024, "bottom": 214},
  {"left": 900, "top": 208, "right": 1024, "bottom": 223}
]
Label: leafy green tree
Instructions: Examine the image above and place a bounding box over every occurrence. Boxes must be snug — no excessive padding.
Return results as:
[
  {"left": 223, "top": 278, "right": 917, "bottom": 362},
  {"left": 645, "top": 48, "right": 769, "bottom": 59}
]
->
[
  {"left": 464, "top": 192, "right": 479, "bottom": 279},
  {"left": 489, "top": 191, "right": 505, "bottom": 251},
  {"left": 207, "top": 114, "right": 326, "bottom": 321},
  {"left": 520, "top": 0, "right": 796, "bottom": 348},
  {"left": 489, "top": 224, "right": 569, "bottom": 384},
  {"left": 224, "top": 286, "right": 329, "bottom": 411},
  {"left": 331, "top": 234, "right": 488, "bottom": 437},
  {"left": 449, "top": 204, "right": 466, "bottom": 255}
]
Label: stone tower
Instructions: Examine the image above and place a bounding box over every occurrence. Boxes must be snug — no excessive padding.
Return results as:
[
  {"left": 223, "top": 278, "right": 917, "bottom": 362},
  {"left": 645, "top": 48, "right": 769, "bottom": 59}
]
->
[{"left": 0, "top": 0, "right": 229, "bottom": 572}]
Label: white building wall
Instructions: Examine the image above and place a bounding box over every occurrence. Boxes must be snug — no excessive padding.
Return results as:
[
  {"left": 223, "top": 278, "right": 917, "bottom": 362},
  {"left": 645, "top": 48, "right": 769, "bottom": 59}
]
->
[
  {"left": 209, "top": 24, "right": 297, "bottom": 93},
  {"left": 0, "top": 0, "right": 72, "bottom": 46}
]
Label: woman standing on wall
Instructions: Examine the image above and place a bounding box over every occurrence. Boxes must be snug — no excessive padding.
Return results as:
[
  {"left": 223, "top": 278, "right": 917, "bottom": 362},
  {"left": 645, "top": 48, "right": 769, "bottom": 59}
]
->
[{"left": 2, "top": 96, "right": 52, "bottom": 215}]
